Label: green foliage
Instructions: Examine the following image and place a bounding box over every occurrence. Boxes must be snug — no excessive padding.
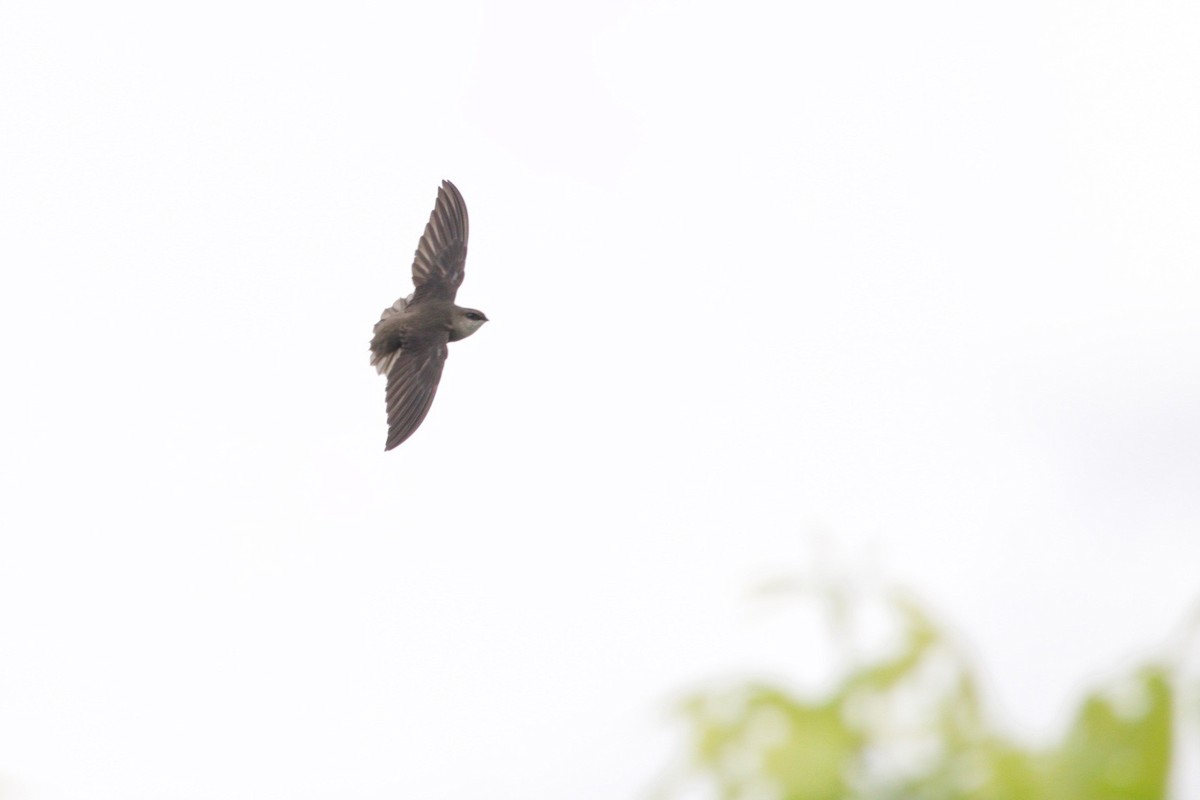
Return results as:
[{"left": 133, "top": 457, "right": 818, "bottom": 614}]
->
[{"left": 659, "top": 588, "right": 1178, "bottom": 800}]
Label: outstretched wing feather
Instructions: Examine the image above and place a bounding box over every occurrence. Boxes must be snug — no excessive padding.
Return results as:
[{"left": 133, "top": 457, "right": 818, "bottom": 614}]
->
[
  {"left": 410, "top": 180, "right": 469, "bottom": 303},
  {"left": 383, "top": 339, "right": 449, "bottom": 450}
]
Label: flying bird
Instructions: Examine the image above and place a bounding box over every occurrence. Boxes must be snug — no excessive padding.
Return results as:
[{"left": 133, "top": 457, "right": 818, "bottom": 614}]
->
[{"left": 370, "top": 180, "right": 488, "bottom": 450}]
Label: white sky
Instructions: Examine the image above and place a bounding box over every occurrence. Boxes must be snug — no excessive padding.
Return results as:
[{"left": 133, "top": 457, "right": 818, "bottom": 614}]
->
[{"left": 2, "top": 0, "right": 1199, "bottom": 798}]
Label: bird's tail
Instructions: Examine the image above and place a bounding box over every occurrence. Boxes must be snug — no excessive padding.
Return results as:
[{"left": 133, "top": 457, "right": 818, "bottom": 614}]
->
[{"left": 369, "top": 293, "right": 412, "bottom": 374}]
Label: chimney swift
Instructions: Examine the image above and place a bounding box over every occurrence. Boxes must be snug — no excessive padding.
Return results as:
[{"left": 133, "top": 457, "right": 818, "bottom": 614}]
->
[{"left": 369, "top": 180, "right": 488, "bottom": 450}]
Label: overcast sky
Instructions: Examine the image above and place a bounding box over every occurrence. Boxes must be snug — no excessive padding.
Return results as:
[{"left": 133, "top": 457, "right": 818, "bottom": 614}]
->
[{"left": 2, "top": 0, "right": 1199, "bottom": 798}]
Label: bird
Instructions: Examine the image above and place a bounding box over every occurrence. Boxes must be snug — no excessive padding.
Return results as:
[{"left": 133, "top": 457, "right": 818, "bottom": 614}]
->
[{"left": 369, "top": 180, "right": 488, "bottom": 450}]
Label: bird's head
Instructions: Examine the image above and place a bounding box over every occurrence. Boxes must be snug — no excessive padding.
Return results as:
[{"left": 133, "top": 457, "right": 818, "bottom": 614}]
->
[{"left": 449, "top": 307, "right": 489, "bottom": 341}]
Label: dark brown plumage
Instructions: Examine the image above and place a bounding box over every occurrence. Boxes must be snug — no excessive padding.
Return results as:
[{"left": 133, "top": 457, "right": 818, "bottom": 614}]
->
[{"left": 370, "top": 181, "right": 488, "bottom": 450}]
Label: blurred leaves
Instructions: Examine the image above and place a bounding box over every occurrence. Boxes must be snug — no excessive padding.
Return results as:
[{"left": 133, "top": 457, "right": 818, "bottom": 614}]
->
[{"left": 659, "top": 586, "right": 1180, "bottom": 800}]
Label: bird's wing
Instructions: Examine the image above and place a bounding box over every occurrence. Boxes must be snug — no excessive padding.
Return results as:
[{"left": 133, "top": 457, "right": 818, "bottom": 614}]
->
[
  {"left": 383, "top": 335, "right": 450, "bottom": 450},
  {"left": 410, "top": 180, "right": 469, "bottom": 304}
]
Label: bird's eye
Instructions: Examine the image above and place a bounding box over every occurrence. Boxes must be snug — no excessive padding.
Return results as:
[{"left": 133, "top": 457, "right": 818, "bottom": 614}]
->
[{"left": 465, "top": 312, "right": 483, "bottom": 321}]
